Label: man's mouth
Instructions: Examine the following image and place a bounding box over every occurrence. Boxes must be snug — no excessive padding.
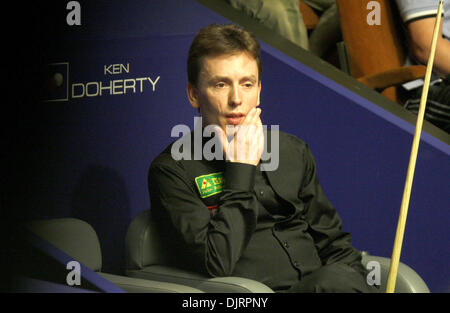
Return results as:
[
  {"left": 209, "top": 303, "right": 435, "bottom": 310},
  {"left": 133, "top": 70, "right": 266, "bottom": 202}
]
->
[{"left": 225, "top": 113, "right": 245, "bottom": 125}]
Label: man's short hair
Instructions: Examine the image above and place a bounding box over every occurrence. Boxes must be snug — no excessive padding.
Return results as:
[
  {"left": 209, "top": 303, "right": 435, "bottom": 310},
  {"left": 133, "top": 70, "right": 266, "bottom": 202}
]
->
[{"left": 187, "top": 24, "right": 262, "bottom": 87}]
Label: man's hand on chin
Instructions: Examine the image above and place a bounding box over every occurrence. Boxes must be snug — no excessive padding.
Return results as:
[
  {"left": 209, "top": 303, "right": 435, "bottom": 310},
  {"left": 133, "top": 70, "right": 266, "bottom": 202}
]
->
[{"left": 213, "top": 107, "right": 264, "bottom": 166}]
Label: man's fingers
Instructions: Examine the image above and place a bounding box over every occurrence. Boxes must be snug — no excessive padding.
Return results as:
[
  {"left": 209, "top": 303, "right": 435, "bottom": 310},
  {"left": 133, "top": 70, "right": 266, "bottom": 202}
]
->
[
  {"left": 211, "top": 124, "right": 228, "bottom": 154},
  {"left": 239, "top": 108, "right": 260, "bottom": 136},
  {"left": 258, "top": 119, "right": 265, "bottom": 155},
  {"left": 221, "top": 107, "right": 264, "bottom": 165},
  {"left": 241, "top": 107, "right": 258, "bottom": 126}
]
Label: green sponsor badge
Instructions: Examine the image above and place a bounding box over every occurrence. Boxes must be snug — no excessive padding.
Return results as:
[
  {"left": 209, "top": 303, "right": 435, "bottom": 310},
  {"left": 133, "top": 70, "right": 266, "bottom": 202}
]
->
[{"left": 195, "top": 172, "right": 225, "bottom": 198}]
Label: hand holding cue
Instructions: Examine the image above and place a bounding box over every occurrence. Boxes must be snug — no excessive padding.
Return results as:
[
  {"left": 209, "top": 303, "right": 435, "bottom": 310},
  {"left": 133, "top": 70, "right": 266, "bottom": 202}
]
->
[{"left": 385, "top": 0, "right": 445, "bottom": 293}]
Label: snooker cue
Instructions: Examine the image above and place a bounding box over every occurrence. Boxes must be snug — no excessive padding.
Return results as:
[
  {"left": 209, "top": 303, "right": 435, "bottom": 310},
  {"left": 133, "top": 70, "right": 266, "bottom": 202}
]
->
[{"left": 385, "top": 0, "right": 445, "bottom": 293}]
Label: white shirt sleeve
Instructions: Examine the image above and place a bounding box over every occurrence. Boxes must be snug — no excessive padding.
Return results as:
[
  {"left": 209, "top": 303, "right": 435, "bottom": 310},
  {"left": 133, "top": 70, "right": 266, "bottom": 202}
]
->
[
  {"left": 395, "top": 0, "right": 441, "bottom": 22},
  {"left": 395, "top": 0, "right": 450, "bottom": 39}
]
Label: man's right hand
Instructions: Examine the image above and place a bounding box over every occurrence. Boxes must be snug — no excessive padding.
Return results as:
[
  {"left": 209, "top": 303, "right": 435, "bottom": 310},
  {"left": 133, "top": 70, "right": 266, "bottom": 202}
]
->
[{"left": 214, "top": 107, "right": 264, "bottom": 166}]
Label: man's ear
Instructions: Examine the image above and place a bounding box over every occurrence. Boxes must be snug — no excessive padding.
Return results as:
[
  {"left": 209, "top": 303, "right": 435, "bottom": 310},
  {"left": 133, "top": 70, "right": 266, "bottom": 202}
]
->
[
  {"left": 256, "top": 81, "right": 261, "bottom": 107},
  {"left": 187, "top": 82, "right": 200, "bottom": 109}
]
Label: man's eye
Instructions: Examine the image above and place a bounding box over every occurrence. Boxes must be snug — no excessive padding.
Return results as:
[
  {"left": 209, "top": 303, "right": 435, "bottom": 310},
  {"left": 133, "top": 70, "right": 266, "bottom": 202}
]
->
[
  {"left": 243, "top": 83, "right": 254, "bottom": 88},
  {"left": 215, "top": 82, "right": 226, "bottom": 88}
]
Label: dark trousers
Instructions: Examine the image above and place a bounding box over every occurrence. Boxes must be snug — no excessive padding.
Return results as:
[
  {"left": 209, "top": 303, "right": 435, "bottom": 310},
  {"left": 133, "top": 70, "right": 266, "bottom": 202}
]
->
[{"left": 283, "top": 263, "right": 379, "bottom": 293}]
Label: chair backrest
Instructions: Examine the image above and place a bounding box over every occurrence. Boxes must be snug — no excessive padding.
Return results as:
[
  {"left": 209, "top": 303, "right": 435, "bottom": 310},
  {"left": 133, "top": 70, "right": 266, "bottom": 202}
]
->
[
  {"left": 336, "top": 0, "right": 408, "bottom": 102},
  {"left": 125, "top": 209, "right": 170, "bottom": 271},
  {"left": 26, "top": 218, "right": 102, "bottom": 272},
  {"left": 24, "top": 217, "right": 205, "bottom": 293},
  {"left": 336, "top": 0, "right": 406, "bottom": 78}
]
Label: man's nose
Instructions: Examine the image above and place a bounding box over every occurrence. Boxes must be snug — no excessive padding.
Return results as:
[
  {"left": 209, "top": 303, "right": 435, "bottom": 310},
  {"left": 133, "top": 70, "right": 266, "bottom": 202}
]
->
[{"left": 229, "top": 85, "right": 242, "bottom": 107}]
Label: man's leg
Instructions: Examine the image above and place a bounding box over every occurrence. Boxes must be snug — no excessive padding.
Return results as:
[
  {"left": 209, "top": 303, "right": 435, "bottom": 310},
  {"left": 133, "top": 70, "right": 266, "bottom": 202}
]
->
[{"left": 286, "top": 263, "right": 379, "bottom": 293}]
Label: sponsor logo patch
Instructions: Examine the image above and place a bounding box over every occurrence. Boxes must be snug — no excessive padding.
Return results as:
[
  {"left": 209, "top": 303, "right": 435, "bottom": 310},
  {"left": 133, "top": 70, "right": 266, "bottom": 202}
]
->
[{"left": 195, "top": 172, "right": 225, "bottom": 198}]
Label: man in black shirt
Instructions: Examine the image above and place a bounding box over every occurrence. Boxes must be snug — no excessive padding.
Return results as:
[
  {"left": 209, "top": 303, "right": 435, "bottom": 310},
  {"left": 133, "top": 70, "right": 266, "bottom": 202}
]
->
[{"left": 148, "top": 24, "right": 376, "bottom": 292}]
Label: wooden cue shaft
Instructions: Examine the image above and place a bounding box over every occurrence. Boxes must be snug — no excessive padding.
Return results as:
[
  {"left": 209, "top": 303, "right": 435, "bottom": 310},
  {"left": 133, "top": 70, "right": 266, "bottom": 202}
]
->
[{"left": 385, "top": 0, "right": 445, "bottom": 293}]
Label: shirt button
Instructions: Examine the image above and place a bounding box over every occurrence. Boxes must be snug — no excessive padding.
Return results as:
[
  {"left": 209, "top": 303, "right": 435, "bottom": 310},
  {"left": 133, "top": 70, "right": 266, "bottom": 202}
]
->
[
  {"left": 259, "top": 190, "right": 264, "bottom": 196},
  {"left": 293, "top": 261, "right": 299, "bottom": 267},
  {"left": 283, "top": 241, "right": 289, "bottom": 248}
]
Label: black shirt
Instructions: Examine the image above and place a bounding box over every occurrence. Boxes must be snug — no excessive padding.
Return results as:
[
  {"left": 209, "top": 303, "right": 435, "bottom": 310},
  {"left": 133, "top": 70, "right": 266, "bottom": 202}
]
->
[{"left": 148, "top": 130, "right": 365, "bottom": 291}]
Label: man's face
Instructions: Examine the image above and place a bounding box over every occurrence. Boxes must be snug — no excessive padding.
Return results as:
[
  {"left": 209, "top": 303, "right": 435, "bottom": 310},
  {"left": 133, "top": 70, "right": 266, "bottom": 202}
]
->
[{"left": 187, "top": 52, "right": 261, "bottom": 132}]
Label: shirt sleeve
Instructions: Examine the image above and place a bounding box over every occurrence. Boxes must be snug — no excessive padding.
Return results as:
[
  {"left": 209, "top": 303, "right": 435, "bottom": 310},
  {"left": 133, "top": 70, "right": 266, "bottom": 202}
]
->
[
  {"left": 300, "top": 145, "right": 366, "bottom": 275},
  {"left": 148, "top": 156, "right": 259, "bottom": 277},
  {"left": 396, "top": 0, "right": 441, "bottom": 23}
]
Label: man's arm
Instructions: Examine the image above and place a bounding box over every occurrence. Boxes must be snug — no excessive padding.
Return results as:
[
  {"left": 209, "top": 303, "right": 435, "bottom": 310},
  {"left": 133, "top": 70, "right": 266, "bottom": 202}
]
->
[
  {"left": 299, "top": 146, "right": 366, "bottom": 275},
  {"left": 149, "top": 158, "right": 259, "bottom": 277},
  {"left": 407, "top": 17, "right": 450, "bottom": 76}
]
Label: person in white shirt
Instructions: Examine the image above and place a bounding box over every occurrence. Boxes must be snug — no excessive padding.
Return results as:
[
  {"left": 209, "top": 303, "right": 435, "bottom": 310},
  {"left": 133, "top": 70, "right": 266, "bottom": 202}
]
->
[{"left": 396, "top": 0, "right": 450, "bottom": 76}]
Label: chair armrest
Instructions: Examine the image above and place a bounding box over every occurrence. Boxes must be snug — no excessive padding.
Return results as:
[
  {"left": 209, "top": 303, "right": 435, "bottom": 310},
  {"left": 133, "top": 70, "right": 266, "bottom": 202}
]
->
[
  {"left": 126, "top": 265, "right": 274, "bottom": 293},
  {"left": 361, "top": 253, "right": 430, "bottom": 293},
  {"left": 357, "top": 65, "right": 426, "bottom": 90},
  {"left": 198, "top": 277, "right": 274, "bottom": 293},
  {"left": 99, "top": 272, "right": 204, "bottom": 293}
]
